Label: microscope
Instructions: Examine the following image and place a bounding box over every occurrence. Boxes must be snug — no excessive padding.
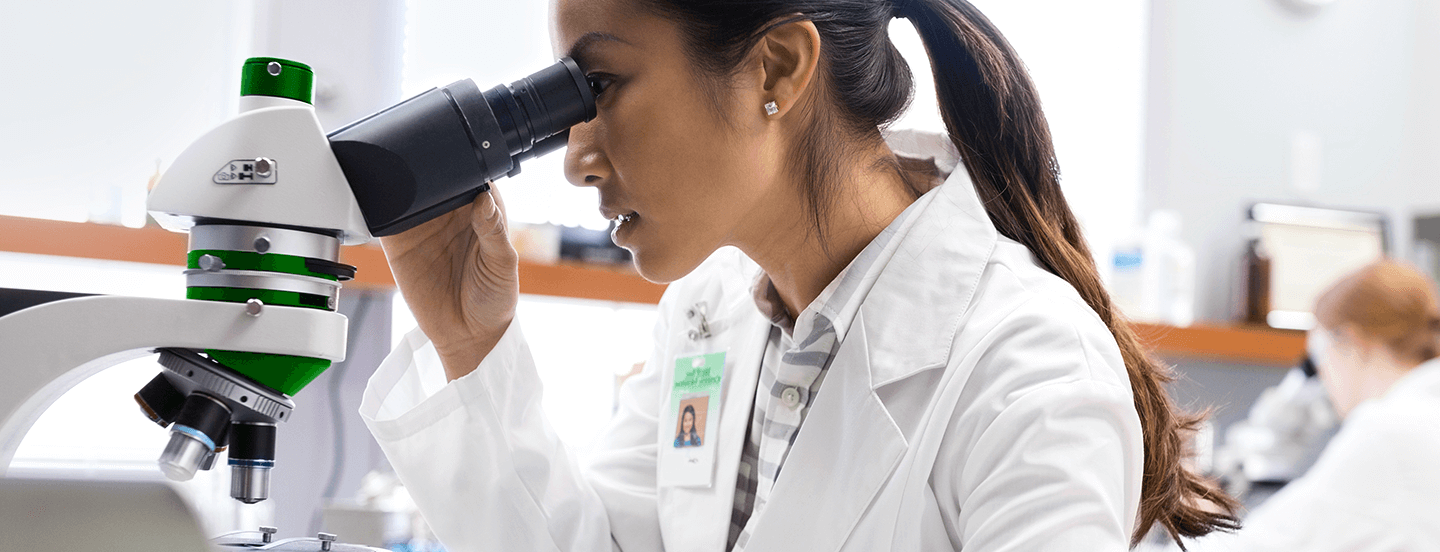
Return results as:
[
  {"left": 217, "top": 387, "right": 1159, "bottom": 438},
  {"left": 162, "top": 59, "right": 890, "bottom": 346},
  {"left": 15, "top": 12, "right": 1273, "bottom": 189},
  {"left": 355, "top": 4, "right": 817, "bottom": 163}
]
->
[
  {"left": 1212, "top": 356, "right": 1339, "bottom": 506},
  {"left": 0, "top": 56, "right": 596, "bottom": 548}
]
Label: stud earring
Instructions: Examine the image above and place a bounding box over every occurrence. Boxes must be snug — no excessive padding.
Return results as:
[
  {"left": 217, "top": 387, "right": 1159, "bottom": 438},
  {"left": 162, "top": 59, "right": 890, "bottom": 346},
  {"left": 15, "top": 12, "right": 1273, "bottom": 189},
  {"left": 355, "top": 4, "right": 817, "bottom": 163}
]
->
[{"left": 764, "top": 101, "right": 779, "bottom": 116}]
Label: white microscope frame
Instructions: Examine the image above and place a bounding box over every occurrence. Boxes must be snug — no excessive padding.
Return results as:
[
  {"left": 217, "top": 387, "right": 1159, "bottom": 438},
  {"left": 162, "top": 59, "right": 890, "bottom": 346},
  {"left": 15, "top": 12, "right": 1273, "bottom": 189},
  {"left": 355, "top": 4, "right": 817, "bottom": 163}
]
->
[
  {"left": 0, "top": 296, "right": 349, "bottom": 472},
  {"left": 0, "top": 93, "right": 367, "bottom": 474}
]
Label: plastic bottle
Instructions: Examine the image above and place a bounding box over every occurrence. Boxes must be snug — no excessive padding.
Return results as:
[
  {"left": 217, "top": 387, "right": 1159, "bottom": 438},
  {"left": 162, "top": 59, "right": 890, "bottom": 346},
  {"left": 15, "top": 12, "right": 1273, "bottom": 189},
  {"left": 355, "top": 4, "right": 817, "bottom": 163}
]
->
[
  {"left": 1141, "top": 210, "right": 1196, "bottom": 327},
  {"left": 1110, "top": 231, "right": 1146, "bottom": 320},
  {"left": 1108, "top": 210, "right": 1197, "bottom": 326}
]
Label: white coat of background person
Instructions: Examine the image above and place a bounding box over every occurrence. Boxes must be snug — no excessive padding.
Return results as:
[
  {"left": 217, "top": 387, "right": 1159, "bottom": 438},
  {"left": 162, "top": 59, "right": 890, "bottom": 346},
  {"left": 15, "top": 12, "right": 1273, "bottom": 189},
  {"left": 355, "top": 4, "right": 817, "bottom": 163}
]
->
[
  {"left": 1192, "top": 261, "right": 1440, "bottom": 552},
  {"left": 360, "top": 0, "right": 1241, "bottom": 550}
]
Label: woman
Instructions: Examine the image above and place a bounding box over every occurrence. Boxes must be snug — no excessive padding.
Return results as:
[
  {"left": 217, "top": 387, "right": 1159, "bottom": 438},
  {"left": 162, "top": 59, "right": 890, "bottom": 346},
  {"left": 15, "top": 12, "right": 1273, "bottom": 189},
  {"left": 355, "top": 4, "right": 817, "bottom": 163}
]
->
[
  {"left": 1205, "top": 261, "right": 1440, "bottom": 550},
  {"left": 675, "top": 405, "right": 701, "bottom": 447},
  {"left": 360, "top": 0, "right": 1237, "bottom": 550}
]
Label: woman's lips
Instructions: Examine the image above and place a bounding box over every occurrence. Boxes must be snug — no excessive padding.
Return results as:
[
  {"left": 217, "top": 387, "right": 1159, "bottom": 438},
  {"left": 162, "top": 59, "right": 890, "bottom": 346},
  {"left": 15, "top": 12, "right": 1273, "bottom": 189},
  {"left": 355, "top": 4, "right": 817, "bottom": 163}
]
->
[
  {"left": 599, "top": 206, "right": 638, "bottom": 223},
  {"left": 610, "top": 211, "right": 640, "bottom": 246}
]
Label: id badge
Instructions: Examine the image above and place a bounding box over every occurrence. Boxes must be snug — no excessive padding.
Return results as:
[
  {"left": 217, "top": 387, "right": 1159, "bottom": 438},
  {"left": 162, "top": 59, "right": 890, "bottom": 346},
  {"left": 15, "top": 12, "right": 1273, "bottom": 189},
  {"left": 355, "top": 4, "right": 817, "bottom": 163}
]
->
[{"left": 658, "top": 352, "right": 725, "bottom": 488}]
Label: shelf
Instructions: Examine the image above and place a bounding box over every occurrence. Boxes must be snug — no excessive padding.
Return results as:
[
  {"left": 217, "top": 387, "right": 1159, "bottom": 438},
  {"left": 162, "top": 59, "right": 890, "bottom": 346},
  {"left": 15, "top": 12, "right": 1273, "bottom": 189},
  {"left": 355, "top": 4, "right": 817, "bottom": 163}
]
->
[
  {"left": 0, "top": 215, "right": 666, "bottom": 304},
  {"left": 0, "top": 216, "right": 1306, "bottom": 365},
  {"left": 1133, "top": 322, "right": 1306, "bottom": 367}
]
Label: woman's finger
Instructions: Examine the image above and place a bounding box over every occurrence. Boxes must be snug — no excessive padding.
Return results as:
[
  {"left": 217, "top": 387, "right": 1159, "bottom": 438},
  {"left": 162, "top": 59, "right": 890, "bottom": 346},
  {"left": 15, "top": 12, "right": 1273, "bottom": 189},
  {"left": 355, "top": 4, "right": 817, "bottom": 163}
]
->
[
  {"left": 469, "top": 187, "right": 509, "bottom": 244},
  {"left": 468, "top": 186, "right": 518, "bottom": 270}
]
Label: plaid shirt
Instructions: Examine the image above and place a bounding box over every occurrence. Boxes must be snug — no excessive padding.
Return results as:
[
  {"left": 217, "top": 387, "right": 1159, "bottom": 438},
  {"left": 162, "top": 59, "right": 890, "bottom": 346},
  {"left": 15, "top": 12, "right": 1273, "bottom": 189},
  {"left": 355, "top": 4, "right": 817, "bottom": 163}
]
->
[{"left": 727, "top": 204, "right": 920, "bottom": 552}]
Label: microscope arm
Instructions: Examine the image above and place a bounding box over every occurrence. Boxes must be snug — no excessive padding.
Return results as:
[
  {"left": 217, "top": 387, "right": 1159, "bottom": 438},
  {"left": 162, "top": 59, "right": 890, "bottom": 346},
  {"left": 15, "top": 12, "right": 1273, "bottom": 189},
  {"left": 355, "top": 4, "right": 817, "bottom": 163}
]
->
[{"left": 0, "top": 295, "right": 347, "bottom": 473}]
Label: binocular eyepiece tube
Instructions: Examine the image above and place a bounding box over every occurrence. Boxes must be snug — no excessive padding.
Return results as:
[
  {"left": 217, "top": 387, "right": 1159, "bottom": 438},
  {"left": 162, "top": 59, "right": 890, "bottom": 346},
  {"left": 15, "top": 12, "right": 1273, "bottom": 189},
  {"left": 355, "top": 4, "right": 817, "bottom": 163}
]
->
[{"left": 330, "top": 57, "right": 598, "bottom": 237}]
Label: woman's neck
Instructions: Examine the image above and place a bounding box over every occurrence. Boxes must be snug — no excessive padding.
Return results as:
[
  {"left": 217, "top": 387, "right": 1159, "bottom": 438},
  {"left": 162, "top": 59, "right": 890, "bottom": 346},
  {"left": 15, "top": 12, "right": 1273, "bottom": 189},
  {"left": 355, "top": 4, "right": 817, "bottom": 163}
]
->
[{"left": 735, "top": 143, "right": 916, "bottom": 321}]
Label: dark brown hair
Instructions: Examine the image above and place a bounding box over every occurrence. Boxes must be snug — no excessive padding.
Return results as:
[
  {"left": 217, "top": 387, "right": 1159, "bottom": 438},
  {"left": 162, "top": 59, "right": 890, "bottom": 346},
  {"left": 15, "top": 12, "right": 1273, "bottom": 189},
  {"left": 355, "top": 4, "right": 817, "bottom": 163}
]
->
[
  {"left": 1315, "top": 259, "right": 1440, "bottom": 365},
  {"left": 639, "top": 0, "right": 1239, "bottom": 545}
]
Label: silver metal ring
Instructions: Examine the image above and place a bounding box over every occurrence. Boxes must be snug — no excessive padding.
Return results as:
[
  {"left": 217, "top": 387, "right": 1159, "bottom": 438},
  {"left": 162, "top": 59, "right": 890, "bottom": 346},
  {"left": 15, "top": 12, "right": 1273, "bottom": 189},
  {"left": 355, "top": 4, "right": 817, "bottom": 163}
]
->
[
  {"left": 190, "top": 225, "right": 340, "bottom": 261},
  {"left": 185, "top": 269, "right": 340, "bottom": 299},
  {"left": 157, "top": 349, "right": 296, "bottom": 423}
]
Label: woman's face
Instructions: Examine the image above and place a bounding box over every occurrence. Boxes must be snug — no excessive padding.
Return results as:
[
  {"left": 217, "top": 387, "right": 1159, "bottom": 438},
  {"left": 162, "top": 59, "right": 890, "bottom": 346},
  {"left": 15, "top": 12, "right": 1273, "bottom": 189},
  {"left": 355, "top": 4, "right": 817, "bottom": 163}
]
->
[
  {"left": 551, "top": 0, "right": 789, "bottom": 282},
  {"left": 1308, "top": 325, "right": 1366, "bottom": 417},
  {"left": 681, "top": 410, "right": 695, "bottom": 433}
]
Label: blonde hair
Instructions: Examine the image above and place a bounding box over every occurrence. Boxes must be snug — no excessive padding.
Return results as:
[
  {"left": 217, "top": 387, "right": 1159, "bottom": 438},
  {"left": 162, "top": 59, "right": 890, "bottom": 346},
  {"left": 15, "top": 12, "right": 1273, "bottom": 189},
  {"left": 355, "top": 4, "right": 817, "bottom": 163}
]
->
[{"left": 1315, "top": 260, "right": 1440, "bottom": 365}]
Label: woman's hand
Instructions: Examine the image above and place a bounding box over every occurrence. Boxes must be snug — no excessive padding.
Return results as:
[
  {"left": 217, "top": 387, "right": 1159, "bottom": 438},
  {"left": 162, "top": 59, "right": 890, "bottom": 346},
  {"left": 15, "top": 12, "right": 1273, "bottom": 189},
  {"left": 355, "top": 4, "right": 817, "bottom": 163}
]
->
[{"left": 380, "top": 188, "right": 519, "bottom": 381}]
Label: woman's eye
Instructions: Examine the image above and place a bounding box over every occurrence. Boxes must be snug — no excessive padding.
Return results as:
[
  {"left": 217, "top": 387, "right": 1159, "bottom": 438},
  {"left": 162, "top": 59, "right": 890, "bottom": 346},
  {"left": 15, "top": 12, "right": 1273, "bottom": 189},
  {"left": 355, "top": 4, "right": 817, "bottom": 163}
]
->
[{"left": 587, "top": 74, "right": 614, "bottom": 97}]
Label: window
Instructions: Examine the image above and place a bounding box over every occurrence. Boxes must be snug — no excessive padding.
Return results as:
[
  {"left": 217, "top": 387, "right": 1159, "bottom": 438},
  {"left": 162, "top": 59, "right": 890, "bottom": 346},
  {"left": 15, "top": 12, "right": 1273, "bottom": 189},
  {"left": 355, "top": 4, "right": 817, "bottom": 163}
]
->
[{"left": 894, "top": 0, "right": 1150, "bottom": 257}]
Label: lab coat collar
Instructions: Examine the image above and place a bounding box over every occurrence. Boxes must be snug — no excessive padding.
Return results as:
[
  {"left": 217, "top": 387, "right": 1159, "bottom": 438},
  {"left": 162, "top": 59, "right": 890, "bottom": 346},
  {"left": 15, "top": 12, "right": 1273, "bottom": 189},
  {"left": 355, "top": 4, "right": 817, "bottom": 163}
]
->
[
  {"left": 717, "top": 129, "right": 996, "bottom": 392},
  {"left": 859, "top": 129, "right": 997, "bottom": 387},
  {"left": 737, "top": 130, "right": 999, "bottom": 552}
]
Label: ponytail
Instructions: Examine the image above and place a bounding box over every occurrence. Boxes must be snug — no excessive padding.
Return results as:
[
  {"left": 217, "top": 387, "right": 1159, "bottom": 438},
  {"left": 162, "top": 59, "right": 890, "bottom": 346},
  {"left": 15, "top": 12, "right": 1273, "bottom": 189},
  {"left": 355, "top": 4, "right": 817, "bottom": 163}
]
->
[
  {"left": 641, "top": 0, "right": 1240, "bottom": 545},
  {"left": 899, "top": 0, "right": 1239, "bottom": 544}
]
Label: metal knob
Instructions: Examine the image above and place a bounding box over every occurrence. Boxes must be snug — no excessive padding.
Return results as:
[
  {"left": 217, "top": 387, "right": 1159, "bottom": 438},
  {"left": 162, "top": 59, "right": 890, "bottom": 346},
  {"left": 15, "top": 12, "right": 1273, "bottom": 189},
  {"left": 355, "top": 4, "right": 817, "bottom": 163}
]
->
[
  {"left": 259, "top": 526, "right": 277, "bottom": 543},
  {"left": 198, "top": 254, "right": 225, "bottom": 272},
  {"left": 317, "top": 532, "right": 337, "bottom": 551}
]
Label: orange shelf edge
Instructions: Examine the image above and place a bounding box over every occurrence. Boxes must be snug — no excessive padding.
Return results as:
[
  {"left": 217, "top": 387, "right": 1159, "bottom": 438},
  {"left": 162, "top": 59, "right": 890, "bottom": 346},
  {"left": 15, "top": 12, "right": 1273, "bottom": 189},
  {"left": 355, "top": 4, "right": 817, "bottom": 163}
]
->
[
  {"left": 0, "top": 216, "right": 1304, "bottom": 364},
  {"left": 0, "top": 215, "right": 666, "bottom": 303},
  {"left": 1133, "top": 322, "right": 1306, "bottom": 367}
]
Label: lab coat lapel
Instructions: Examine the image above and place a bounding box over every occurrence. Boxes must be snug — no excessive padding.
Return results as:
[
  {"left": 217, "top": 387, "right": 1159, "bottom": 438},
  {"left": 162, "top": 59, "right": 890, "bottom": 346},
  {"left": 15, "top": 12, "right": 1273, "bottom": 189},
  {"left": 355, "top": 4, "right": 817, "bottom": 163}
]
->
[
  {"left": 738, "top": 145, "right": 998, "bottom": 552},
  {"left": 741, "top": 318, "right": 907, "bottom": 552},
  {"left": 658, "top": 270, "right": 770, "bottom": 552}
]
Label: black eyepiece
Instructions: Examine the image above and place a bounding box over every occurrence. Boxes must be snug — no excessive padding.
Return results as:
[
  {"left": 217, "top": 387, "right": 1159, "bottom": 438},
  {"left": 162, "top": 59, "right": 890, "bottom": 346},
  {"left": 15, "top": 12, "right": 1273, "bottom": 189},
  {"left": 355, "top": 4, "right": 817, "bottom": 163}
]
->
[{"left": 330, "top": 57, "right": 597, "bottom": 237}]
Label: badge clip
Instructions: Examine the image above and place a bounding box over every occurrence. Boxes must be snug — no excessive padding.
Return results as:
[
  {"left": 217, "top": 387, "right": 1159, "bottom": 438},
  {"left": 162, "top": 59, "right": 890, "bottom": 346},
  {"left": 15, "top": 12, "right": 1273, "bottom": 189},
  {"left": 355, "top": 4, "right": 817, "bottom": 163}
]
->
[{"left": 686, "top": 302, "right": 712, "bottom": 341}]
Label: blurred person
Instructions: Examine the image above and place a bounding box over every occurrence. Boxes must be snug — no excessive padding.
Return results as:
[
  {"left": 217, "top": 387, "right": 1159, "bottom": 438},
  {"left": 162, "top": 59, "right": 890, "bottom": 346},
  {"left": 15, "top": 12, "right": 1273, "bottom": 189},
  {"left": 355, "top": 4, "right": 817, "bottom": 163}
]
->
[{"left": 1204, "top": 260, "right": 1440, "bottom": 551}]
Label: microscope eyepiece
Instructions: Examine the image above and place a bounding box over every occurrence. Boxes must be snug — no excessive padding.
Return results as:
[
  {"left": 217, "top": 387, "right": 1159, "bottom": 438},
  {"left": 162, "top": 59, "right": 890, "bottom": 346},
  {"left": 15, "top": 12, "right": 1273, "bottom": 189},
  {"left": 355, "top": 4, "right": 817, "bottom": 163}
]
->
[
  {"left": 330, "top": 57, "right": 597, "bottom": 237},
  {"left": 484, "top": 58, "right": 596, "bottom": 159}
]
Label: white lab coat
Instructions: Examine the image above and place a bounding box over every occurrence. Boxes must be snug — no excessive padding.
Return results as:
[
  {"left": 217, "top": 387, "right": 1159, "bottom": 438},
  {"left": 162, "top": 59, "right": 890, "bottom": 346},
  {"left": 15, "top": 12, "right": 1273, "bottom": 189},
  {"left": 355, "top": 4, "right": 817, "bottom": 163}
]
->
[
  {"left": 360, "top": 131, "right": 1144, "bottom": 552},
  {"left": 1189, "top": 359, "right": 1440, "bottom": 552}
]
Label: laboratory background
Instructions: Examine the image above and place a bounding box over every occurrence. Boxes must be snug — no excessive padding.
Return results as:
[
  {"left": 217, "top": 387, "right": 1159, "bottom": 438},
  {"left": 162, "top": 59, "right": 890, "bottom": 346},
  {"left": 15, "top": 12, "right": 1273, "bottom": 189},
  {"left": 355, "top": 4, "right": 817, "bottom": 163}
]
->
[{"left": 0, "top": 0, "right": 1437, "bottom": 550}]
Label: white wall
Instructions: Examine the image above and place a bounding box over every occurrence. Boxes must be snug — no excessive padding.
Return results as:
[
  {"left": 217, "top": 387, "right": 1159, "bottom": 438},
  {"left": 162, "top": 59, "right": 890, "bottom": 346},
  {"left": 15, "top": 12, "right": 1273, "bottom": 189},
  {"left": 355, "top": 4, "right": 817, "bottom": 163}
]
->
[
  {"left": 1145, "top": 0, "right": 1431, "bottom": 321},
  {"left": 248, "top": 0, "right": 408, "bottom": 131},
  {"left": 1403, "top": 0, "right": 1440, "bottom": 214},
  {"left": 973, "top": 0, "right": 1150, "bottom": 267},
  {"left": 0, "top": 1, "right": 241, "bottom": 224}
]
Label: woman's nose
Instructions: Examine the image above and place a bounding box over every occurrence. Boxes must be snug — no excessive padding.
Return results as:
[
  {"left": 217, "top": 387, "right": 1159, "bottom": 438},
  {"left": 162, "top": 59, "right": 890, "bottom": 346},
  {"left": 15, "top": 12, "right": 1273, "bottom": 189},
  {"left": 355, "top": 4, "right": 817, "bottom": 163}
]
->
[{"left": 563, "top": 120, "right": 611, "bottom": 189}]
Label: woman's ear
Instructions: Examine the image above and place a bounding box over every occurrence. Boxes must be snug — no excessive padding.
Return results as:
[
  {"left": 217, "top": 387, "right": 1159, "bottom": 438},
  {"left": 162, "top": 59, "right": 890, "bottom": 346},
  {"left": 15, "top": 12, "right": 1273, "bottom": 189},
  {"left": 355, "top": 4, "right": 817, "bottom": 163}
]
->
[{"left": 752, "top": 18, "right": 822, "bottom": 119}]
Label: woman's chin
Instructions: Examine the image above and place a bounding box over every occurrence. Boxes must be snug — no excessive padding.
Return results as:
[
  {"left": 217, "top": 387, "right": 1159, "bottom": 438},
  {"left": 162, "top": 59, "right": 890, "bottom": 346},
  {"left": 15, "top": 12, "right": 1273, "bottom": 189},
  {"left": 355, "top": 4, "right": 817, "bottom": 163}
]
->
[{"left": 629, "top": 247, "right": 706, "bottom": 284}]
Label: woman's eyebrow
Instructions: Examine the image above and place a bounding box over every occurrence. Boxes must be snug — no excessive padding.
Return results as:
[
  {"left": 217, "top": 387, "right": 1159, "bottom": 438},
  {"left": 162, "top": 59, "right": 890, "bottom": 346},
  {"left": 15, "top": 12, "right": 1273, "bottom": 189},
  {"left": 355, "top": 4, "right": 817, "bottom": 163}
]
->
[{"left": 567, "top": 31, "right": 629, "bottom": 67}]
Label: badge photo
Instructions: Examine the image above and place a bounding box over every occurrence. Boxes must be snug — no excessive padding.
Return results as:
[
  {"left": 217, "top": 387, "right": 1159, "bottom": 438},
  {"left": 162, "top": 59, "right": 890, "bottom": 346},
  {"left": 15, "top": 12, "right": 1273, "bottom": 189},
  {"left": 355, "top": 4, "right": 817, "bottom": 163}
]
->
[{"left": 673, "top": 395, "right": 708, "bottom": 448}]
